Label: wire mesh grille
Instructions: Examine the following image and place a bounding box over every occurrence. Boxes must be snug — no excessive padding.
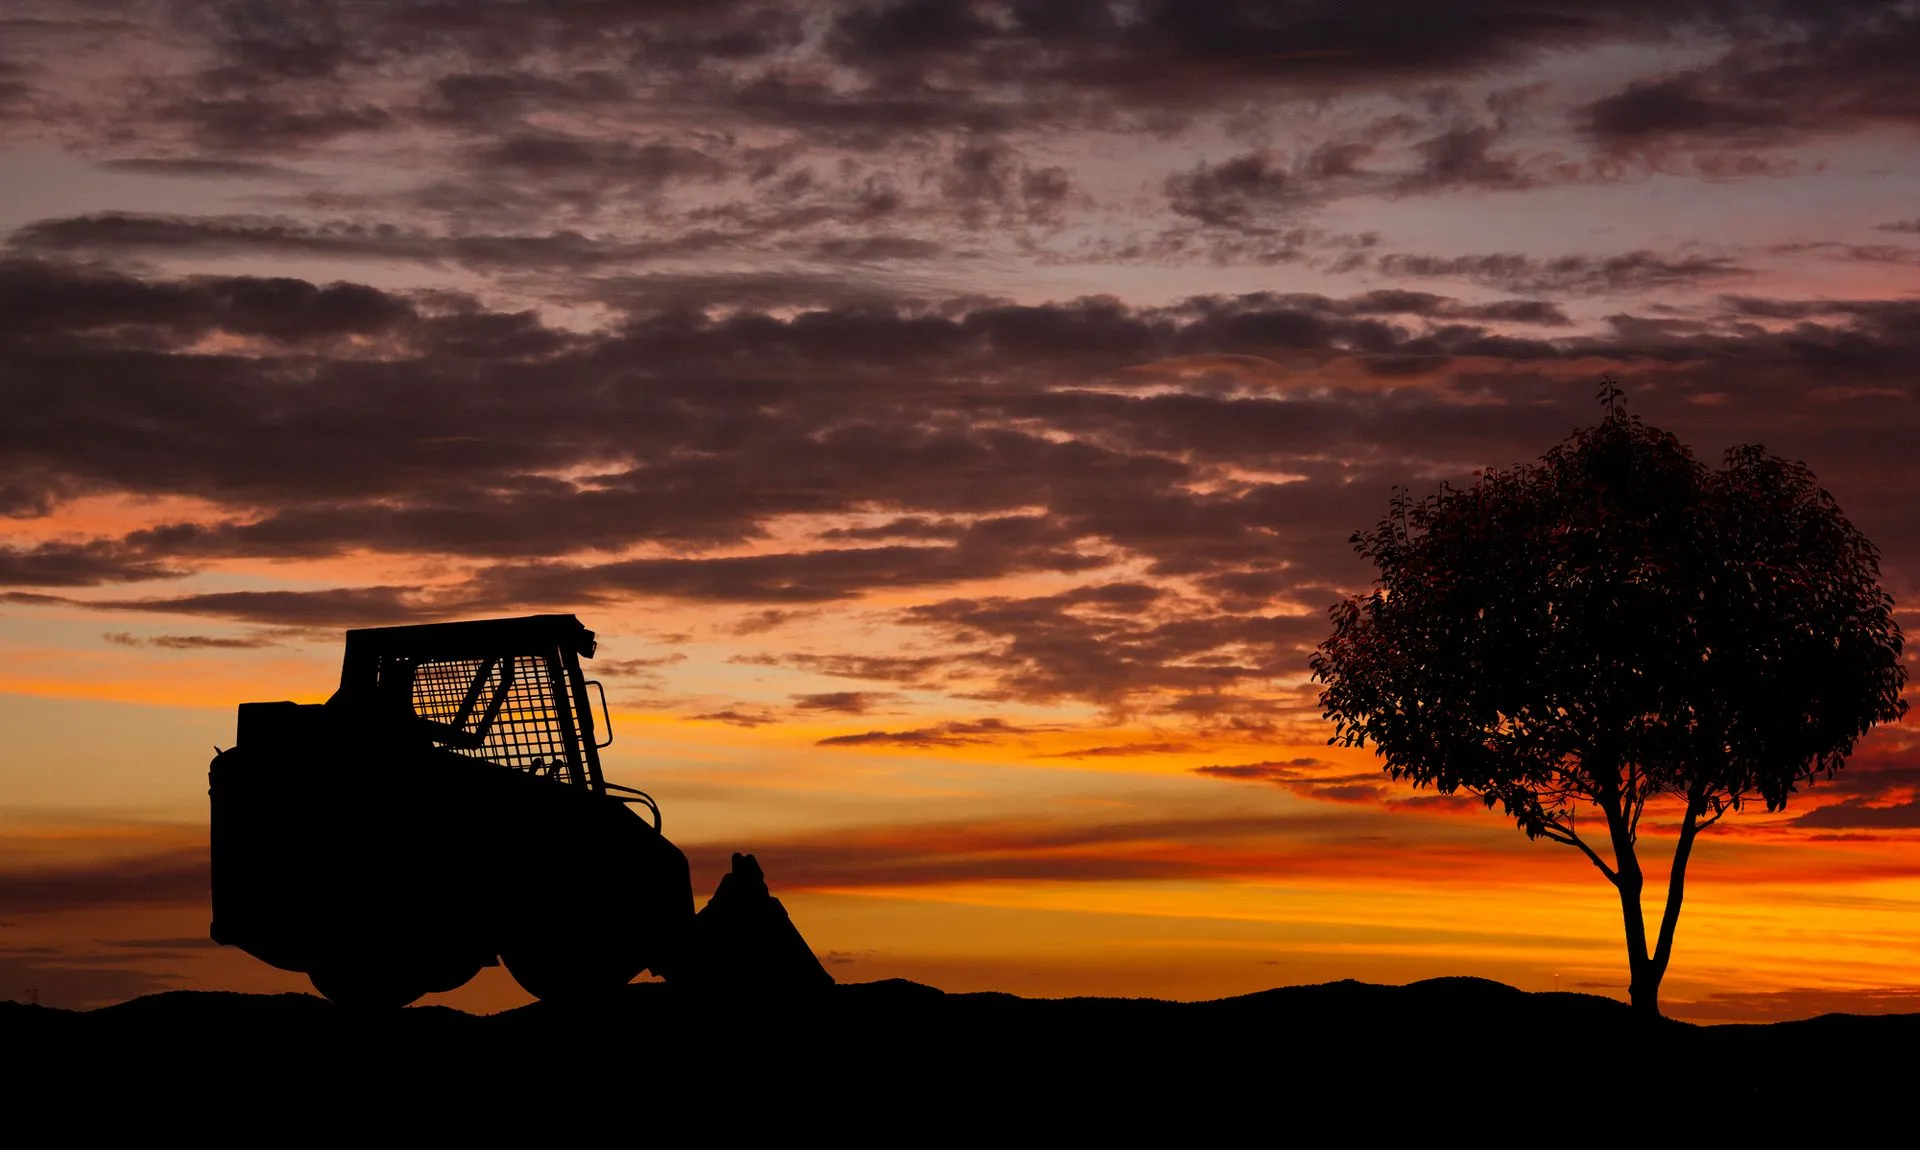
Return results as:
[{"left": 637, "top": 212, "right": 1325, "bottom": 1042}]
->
[{"left": 407, "top": 655, "right": 580, "bottom": 785}]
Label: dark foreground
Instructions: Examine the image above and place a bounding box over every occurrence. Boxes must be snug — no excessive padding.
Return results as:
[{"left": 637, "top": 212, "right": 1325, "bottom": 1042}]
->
[{"left": 7, "top": 977, "right": 1914, "bottom": 1129}]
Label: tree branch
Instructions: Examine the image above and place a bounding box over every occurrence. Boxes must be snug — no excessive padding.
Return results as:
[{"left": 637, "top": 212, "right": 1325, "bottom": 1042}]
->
[
  {"left": 1649, "top": 796, "right": 1706, "bottom": 980},
  {"left": 1539, "top": 820, "right": 1618, "bottom": 883},
  {"left": 1695, "top": 795, "right": 1730, "bottom": 831},
  {"left": 1589, "top": 759, "right": 1640, "bottom": 883}
]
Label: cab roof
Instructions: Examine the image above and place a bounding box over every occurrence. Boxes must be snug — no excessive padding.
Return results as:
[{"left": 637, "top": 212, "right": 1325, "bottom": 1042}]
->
[{"left": 340, "top": 614, "right": 597, "bottom": 668}]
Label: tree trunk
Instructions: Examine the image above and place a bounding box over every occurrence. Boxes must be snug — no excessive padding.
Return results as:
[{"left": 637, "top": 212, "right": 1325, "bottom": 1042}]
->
[
  {"left": 1615, "top": 806, "right": 1705, "bottom": 1020},
  {"left": 1598, "top": 784, "right": 1663, "bottom": 1018},
  {"left": 1627, "top": 961, "right": 1661, "bottom": 1017},
  {"left": 1613, "top": 864, "right": 1661, "bottom": 1017}
]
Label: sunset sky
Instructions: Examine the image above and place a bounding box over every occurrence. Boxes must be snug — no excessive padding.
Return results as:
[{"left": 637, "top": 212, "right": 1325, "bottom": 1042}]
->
[{"left": 4, "top": 0, "right": 1920, "bottom": 1020}]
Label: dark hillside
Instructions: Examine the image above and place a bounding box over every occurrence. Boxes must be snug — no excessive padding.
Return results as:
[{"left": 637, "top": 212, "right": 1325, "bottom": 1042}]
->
[{"left": 8, "top": 979, "right": 1917, "bottom": 1129}]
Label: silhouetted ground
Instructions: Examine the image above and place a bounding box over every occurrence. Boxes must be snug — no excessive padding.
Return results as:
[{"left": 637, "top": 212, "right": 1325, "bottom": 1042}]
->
[{"left": 7, "top": 978, "right": 1913, "bottom": 1130}]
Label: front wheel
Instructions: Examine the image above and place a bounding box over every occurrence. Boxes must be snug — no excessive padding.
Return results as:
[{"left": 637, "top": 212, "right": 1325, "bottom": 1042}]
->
[
  {"left": 310, "top": 964, "right": 428, "bottom": 1010},
  {"left": 501, "top": 942, "right": 642, "bottom": 1004}
]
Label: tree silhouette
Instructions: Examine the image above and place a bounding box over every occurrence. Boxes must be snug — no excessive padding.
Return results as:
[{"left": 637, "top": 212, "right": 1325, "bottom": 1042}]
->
[{"left": 1310, "top": 385, "right": 1907, "bottom": 1016}]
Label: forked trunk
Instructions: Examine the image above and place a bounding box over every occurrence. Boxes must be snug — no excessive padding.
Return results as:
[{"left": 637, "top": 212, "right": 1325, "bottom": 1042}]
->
[{"left": 1614, "top": 807, "right": 1704, "bottom": 1020}]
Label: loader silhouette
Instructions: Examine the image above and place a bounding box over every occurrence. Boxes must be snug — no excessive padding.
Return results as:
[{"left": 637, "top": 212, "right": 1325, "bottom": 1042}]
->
[{"left": 209, "top": 614, "right": 830, "bottom": 1007}]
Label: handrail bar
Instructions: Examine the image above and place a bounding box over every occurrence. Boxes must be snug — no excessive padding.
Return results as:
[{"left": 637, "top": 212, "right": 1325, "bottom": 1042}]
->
[
  {"left": 587, "top": 679, "right": 613, "bottom": 749},
  {"left": 603, "top": 781, "right": 660, "bottom": 831}
]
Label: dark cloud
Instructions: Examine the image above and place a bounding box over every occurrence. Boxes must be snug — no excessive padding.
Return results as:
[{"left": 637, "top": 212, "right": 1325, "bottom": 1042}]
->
[
  {"left": 594, "top": 653, "right": 689, "bottom": 677},
  {"left": 677, "top": 804, "right": 1519, "bottom": 894},
  {"left": 832, "top": 0, "right": 1000, "bottom": 59},
  {"left": 422, "top": 69, "right": 633, "bottom": 130},
  {"left": 791, "top": 691, "right": 900, "bottom": 715},
  {"left": 100, "top": 631, "right": 278, "bottom": 650},
  {"left": 725, "top": 610, "right": 818, "bottom": 636},
  {"left": 1156, "top": 114, "right": 1549, "bottom": 233},
  {"left": 0, "top": 258, "right": 424, "bottom": 348},
  {"left": 96, "top": 157, "right": 302, "bottom": 180},
  {"left": 697, "top": 825, "right": 1207, "bottom": 886},
  {"left": 584, "top": 271, "right": 925, "bottom": 314},
  {"left": 743, "top": 651, "right": 955, "bottom": 687},
  {"left": 0, "top": 847, "right": 208, "bottom": 916},
  {"left": 706, "top": 72, "right": 1022, "bottom": 139},
  {"left": 688, "top": 709, "right": 780, "bottom": 727},
  {"left": 0, "top": 541, "right": 182, "bottom": 587},
  {"left": 1585, "top": 73, "right": 1791, "bottom": 144},
  {"left": 826, "top": 1, "right": 1637, "bottom": 102},
  {"left": 469, "top": 131, "right": 730, "bottom": 190},
  {"left": 1374, "top": 250, "right": 1748, "bottom": 295},
  {"left": 12, "top": 1, "right": 1894, "bottom": 226},
  {"left": 1582, "top": 8, "right": 1920, "bottom": 149},
  {"left": 82, "top": 588, "right": 436, "bottom": 627},
  {"left": 481, "top": 541, "right": 1114, "bottom": 605},
  {"left": 1166, "top": 151, "right": 1296, "bottom": 228},
  {"left": 1394, "top": 123, "right": 1531, "bottom": 192},
  {"left": 6, "top": 256, "right": 1920, "bottom": 715},
  {"left": 816, "top": 718, "right": 1035, "bottom": 747},
  {"left": 15, "top": 0, "right": 1905, "bottom": 215},
  {"left": 0, "top": 54, "right": 29, "bottom": 99},
  {"left": 902, "top": 583, "right": 1319, "bottom": 714},
  {"left": 1195, "top": 759, "right": 1471, "bottom": 807},
  {"left": 1769, "top": 241, "right": 1920, "bottom": 268},
  {"left": 808, "top": 236, "right": 947, "bottom": 262},
  {"left": 192, "top": 0, "right": 360, "bottom": 85},
  {"left": 8, "top": 213, "right": 706, "bottom": 274},
  {"left": 814, "top": 728, "right": 966, "bottom": 748},
  {"left": 1793, "top": 799, "right": 1920, "bottom": 830},
  {"left": 165, "top": 96, "right": 397, "bottom": 153},
  {"left": 94, "top": 936, "right": 219, "bottom": 950},
  {"left": 1039, "top": 742, "right": 1194, "bottom": 758},
  {"left": 0, "top": 244, "right": 1838, "bottom": 602},
  {"left": 1260, "top": 289, "right": 1570, "bottom": 326},
  {"left": 1194, "top": 758, "right": 1331, "bottom": 780}
]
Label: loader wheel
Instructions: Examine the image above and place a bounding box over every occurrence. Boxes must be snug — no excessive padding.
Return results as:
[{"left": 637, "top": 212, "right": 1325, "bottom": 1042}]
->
[
  {"left": 309, "top": 957, "right": 482, "bottom": 1010},
  {"left": 501, "top": 944, "right": 642, "bottom": 1004},
  {"left": 309, "top": 964, "right": 428, "bottom": 1011}
]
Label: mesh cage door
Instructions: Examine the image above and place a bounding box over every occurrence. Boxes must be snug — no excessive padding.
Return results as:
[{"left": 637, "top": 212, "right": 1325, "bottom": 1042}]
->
[{"left": 409, "top": 654, "right": 586, "bottom": 786}]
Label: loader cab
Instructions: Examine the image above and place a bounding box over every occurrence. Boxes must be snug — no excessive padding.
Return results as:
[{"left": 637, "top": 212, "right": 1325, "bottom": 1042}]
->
[{"left": 332, "top": 614, "right": 619, "bottom": 797}]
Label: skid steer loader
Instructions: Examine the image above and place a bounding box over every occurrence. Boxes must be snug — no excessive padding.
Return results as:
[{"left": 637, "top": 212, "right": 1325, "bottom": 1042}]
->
[{"left": 209, "top": 614, "right": 827, "bottom": 1007}]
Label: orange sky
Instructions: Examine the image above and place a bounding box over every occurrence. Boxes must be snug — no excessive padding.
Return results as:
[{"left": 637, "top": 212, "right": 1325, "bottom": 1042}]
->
[
  {"left": 5, "top": 0, "right": 1920, "bottom": 1020},
  {"left": 4, "top": 600, "right": 1919, "bottom": 1020}
]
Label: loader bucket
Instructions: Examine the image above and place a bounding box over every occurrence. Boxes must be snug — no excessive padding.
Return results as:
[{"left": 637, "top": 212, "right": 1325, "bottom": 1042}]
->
[{"left": 672, "top": 853, "right": 832, "bottom": 993}]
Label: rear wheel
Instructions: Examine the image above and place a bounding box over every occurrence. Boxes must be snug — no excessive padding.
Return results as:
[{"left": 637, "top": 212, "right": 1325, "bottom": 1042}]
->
[
  {"left": 310, "top": 956, "right": 484, "bottom": 1010},
  {"left": 310, "top": 964, "right": 428, "bottom": 1010}
]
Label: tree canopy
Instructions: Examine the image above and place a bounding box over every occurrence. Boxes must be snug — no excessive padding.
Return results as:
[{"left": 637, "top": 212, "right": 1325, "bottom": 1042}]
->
[{"left": 1310, "top": 391, "right": 1907, "bottom": 1015}]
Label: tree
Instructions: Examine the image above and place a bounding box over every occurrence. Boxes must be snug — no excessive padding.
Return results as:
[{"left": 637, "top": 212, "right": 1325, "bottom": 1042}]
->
[{"left": 1309, "top": 385, "right": 1907, "bottom": 1017}]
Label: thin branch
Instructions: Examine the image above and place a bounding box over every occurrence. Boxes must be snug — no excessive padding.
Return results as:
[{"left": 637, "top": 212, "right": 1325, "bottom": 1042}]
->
[
  {"left": 1625, "top": 762, "right": 1649, "bottom": 843},
  {"left": 1539, "top": 820, "right": 1618, "bottom": 883},
  {"left": 1588, "top": 758, "right": 1639, "bottom": 880},
  {"left": 1695, "top": 795, "right": 1730, "bottom": 831},
  {"left": 1649, "top": 799, "right": 1706, "bottom": 979}
]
